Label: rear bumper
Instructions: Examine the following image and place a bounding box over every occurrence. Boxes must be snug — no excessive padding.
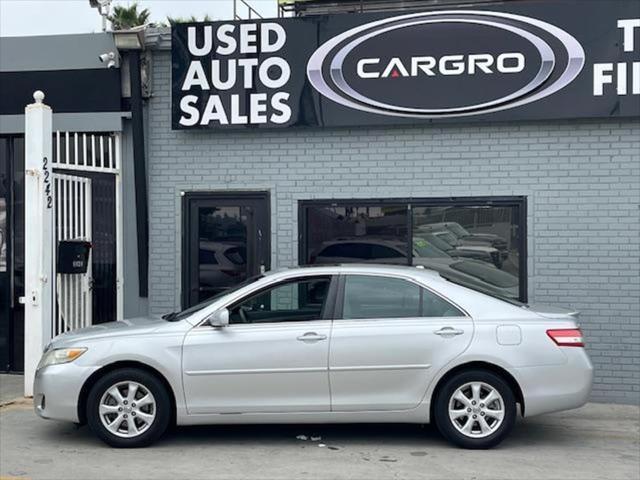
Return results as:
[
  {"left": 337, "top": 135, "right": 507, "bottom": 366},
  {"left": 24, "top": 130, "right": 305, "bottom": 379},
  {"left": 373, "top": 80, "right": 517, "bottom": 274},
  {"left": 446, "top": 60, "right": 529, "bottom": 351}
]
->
[
  {"left": 33, "top": 363, "right": 99, "bottom": 423},
  {"left": 516, "top": 348, "right": 593, "bottom": 417}
]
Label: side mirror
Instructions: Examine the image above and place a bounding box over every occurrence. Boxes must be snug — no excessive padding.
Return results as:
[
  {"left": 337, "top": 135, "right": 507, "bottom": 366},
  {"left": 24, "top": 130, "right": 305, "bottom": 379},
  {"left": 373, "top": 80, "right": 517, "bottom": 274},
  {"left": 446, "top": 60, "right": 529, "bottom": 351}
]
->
[{"left": 208, "top": 308, "right": 229, "bottom": 328}]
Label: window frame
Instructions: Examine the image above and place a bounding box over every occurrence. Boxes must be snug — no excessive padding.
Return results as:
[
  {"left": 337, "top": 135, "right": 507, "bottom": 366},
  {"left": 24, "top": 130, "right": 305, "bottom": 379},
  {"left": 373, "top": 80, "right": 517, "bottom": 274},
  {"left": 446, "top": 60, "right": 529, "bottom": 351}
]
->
[
  {"left": 299, "top": 196, "right": 527, "bottom": 302},
  {"left": 225, "top": 274, "right": 339, "bottom": 325},
  {"left": 334, "top": 273, "right": 469, "bottom": 320}
]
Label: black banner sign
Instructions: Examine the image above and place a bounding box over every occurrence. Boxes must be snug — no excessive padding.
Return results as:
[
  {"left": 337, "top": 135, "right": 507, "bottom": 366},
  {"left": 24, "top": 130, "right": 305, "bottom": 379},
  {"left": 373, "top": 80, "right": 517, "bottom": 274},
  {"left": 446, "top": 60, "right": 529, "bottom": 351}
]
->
[{"left": 171, "top": 0, "right": 640, "bottom": 130}]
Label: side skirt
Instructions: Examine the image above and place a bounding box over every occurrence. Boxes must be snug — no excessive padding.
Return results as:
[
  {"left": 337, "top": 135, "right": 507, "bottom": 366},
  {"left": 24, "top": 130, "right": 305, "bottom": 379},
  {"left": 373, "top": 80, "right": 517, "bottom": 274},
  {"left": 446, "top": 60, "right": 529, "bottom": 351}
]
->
[{"left": 177, "top": 403, "right": 431, "bottom": 426}]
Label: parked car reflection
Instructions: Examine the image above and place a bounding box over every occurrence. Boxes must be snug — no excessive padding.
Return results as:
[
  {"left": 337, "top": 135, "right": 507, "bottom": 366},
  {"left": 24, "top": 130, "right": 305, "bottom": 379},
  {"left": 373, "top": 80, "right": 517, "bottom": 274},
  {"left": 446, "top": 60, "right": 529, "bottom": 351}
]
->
[
  {"left": 198, "top": 241, "right": 248, "bottom": 300},
  {"left": 311, "top": 237, "right": 519, "bottom": 300},
  {"left": 416, "top": 222, "right": 509, "bottom": 260},
  {"left": 414, "top": 228, "right": 504, "bottom": 269}
]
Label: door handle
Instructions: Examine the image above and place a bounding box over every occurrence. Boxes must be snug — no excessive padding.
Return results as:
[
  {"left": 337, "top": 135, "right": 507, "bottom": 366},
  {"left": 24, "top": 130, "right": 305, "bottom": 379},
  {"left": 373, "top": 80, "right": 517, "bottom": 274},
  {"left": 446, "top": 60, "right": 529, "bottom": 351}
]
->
[
  {"left": 434, "top": 327, "right": 465, "bottom": 337},
  {"left": 297, "top": 332, "right": 327, "bottom": 342}
]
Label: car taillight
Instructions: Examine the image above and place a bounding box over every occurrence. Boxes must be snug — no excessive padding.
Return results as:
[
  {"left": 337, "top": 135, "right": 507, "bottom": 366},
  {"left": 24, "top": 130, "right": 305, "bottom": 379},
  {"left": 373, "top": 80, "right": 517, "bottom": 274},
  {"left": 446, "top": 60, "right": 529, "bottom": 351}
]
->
[{"left": 547, "top": 329, "right": 585, "bottom": 347}]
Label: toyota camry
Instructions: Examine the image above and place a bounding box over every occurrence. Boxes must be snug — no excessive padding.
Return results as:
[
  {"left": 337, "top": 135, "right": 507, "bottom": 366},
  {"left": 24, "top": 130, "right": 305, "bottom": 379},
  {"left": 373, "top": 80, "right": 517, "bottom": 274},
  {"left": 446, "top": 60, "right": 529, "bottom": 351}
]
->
[{"left": 34, "top": 264, "right": 593, "bottom": 449}]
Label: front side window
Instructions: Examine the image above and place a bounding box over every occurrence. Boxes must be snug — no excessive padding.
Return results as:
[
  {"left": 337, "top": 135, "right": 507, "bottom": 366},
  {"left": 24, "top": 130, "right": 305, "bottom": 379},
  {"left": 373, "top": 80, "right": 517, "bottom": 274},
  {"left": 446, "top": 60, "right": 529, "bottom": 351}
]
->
[
  {"left": 229, "top": 276, "right": 331, "bottom": 324},
  {"left": 164, "top": 274, "right": 265, "bottom": 322}
]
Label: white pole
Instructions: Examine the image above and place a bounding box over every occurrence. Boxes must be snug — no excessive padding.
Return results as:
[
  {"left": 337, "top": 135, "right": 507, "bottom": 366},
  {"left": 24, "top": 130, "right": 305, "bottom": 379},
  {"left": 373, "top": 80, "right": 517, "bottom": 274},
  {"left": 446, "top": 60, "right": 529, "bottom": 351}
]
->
[
  {"left": 115, "top": 134, "right": 124, "bottom": 320},
  {"left": 23, "top": 91, "right": 54, "bottom": 397}
]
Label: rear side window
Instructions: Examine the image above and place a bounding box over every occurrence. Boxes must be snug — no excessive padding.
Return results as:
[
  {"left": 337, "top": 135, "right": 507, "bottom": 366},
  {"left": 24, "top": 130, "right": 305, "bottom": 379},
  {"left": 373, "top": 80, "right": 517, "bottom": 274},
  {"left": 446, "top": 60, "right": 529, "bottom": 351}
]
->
[
  {"left": 343, "top": 275, "right": 420, "bottom": 319},
  {"left": 370, "top": 245, "right": 404, "bottom": 259},
  {"left": 318, "top": 243, "right": 370, "bottom": 259},
  {"left": 422, "top": 289, "right": 465, "bottom": 317},
  {"left": 198, "top": 249, "right": 218, "bottom": 265},
  {"left": 224, "top": 246, "right": 247, "bottom": 265},
  {"left": 342, "top": 275, "right": 465, "bottom": 319}
]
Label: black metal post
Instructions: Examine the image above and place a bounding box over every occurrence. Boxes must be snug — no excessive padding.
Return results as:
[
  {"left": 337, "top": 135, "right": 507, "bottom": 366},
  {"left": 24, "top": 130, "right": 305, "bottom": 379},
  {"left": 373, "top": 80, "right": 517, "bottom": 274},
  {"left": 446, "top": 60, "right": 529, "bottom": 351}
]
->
[{"left": 128, "top": 51, "right": 149, "bottom": 298}]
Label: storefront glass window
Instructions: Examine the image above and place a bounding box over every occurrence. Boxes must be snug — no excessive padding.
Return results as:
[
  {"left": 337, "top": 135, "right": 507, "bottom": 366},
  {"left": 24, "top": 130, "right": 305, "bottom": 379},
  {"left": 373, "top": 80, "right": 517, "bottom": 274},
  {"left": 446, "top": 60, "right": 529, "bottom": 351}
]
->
[
  {"left": 304, "top": 204, "right": 407, "bottom": 265},
  {"left": 301, "top": 198, "right": 525, "bottom": 302},
  {"left": 412, "top": 205, "right": 521, "bottom": 301}
]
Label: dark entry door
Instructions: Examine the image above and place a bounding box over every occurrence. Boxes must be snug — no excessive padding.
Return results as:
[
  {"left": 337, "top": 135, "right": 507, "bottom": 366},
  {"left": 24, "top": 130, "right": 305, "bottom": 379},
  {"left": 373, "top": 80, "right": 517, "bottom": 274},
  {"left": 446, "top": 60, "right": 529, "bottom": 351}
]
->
[
  {"left": 0, "top": 136, "right": 25, "bottom": 372},
  {"left": 0, "top": 138, "right": 10, "bottom": 370},
  {"left": 183, "top": 192, "right": 270, "bottom": 308}
]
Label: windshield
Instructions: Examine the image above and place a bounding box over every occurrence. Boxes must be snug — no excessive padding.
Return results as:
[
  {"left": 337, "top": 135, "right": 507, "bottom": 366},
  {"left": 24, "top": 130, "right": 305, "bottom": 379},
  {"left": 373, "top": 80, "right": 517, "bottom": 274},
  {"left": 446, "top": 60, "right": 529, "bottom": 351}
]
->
[
  {"left": 412, "top": 238, "right": 450, "bottom": 258},
  {"left": 164, "top": 275, "right": 264, "bottom": 321},
  {"left": 434, "top": 231, "right": 459, "bottom": 246},
  {"left": 446, "top": 223, "right": 469, "bottom": 238},
  {"left": 415, "top": 233, "right": 454, "bottom": 253}
]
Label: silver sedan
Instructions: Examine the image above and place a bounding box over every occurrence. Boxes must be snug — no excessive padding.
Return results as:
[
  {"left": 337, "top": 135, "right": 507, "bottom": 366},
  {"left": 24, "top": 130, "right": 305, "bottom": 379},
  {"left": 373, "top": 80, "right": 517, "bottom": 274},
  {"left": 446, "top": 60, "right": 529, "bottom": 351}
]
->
[{"left": 34, "top": 264, "right": 593, "bottom": 449}]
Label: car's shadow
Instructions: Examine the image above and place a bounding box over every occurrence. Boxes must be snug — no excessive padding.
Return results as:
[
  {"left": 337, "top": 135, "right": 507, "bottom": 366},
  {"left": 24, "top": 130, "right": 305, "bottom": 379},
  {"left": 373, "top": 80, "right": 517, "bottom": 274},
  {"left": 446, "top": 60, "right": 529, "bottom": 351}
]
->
[{"left": 38, "top": 416, "right": 574, "bottom": 450}]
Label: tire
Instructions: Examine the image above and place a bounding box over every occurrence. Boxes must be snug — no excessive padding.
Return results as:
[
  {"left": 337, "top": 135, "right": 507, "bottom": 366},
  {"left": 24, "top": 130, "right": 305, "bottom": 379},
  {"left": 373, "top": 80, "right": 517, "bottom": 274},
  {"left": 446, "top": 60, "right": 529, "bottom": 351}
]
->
[
  {"left": 86, "top": 368, "right": 171, "bottom": 448},
  {"left": 433, "top": 370, "right": 516, "bottom": 449}
]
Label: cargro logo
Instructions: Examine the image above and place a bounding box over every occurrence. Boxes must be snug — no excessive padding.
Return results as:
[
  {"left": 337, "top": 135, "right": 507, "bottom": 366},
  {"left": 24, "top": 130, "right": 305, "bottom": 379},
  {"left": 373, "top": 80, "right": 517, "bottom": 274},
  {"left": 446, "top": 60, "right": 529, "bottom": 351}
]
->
[{"left": 307, "top": 10, "right": 586, "bottom": 118}]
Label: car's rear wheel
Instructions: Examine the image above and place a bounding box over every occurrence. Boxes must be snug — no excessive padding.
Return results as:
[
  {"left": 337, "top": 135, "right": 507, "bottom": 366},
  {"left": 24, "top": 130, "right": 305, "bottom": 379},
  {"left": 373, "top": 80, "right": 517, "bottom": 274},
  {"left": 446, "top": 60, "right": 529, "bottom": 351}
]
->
[
  {"left": 86, "top": 368, "right": 170, "bottom": 448},
  {"left": 434, "top": 370, "right": 516, "bottom": 449}
]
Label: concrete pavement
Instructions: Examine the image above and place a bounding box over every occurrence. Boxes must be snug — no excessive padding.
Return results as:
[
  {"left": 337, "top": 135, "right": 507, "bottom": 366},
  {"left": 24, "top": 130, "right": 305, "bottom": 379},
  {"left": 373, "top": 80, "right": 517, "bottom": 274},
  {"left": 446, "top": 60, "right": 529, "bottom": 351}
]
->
[
  {"left": 0, "top": 374, "right": 23, "bottom": 405},
  {"left": 1, "top": 401, "right": 638, "bottom": 480}
]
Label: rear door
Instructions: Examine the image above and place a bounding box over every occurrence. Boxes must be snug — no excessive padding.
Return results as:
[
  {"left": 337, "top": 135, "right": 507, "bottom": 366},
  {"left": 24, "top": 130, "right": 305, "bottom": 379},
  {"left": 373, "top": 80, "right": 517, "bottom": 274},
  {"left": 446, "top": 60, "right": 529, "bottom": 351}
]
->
[{"left": 329, "top": 273, "right": 473, "bottom": 411}]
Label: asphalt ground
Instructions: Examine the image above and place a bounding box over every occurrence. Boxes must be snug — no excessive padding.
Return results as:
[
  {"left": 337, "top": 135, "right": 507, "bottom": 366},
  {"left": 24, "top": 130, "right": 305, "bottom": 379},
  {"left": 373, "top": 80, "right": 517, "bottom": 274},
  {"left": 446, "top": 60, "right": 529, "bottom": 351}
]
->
[{"left": 1, "top": 400, "right": 638, "bottom": 480}]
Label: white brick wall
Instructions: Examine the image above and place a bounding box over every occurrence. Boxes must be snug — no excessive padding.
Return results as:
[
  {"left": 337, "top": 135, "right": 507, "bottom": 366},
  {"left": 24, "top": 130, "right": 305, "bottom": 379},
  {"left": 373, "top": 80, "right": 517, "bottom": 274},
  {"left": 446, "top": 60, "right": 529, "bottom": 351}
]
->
[{"left": 146, "top": 51, "right": 640, "bottom": 404}]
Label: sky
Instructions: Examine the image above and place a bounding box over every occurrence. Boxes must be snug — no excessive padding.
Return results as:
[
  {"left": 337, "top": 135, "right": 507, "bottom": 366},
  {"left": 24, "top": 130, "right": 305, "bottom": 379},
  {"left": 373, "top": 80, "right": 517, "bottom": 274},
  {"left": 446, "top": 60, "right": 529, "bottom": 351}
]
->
[{"left": 0, "top": 0, "right": 279, "bottom": 37}]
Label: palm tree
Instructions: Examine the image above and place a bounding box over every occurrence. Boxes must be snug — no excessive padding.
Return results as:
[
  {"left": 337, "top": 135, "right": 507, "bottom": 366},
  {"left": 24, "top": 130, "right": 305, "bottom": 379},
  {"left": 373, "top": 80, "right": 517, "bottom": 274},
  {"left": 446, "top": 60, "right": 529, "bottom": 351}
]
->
[
  {"left": 166, "top": 14, "right": 213, "bottom": 25},
  {"left": 108, "top": 2, "right": 151, "bottom": 30}
]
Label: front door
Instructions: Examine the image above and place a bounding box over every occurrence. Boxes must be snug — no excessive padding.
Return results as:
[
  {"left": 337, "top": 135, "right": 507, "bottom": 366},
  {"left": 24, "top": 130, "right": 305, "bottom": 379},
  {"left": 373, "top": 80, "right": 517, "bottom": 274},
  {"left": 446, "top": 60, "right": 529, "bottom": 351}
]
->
[
  {"left": 0, "top": 136, "right": 25, "bottom": 372},
  {"left": 0, "top": 138, "right": 10, "bottom": 370},
  {"left": 182, "top": 275, "right": 334, "bottom": 414},
  {"left": 329, "top": 273, "right": 473, "bottom": 411},
  {"left": 183, "top": 192, "right": 270, "bottom": 308}
]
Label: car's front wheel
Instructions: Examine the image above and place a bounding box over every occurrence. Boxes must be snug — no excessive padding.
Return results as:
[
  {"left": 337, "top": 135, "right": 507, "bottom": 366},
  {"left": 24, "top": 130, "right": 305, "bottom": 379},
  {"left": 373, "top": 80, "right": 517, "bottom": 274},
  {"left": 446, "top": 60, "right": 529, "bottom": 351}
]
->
[
  {"left": 86, "top": 368, "right": 171, "bottom": 448},
  {"left": 434, "top": 370, "right": 516, "bottom": 449}
]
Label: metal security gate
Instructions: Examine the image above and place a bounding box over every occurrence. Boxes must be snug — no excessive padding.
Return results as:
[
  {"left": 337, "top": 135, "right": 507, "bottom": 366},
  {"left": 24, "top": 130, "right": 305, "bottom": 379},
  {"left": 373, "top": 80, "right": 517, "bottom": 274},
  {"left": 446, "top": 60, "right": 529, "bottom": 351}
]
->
[
  {"left": 52, "top": 173, "right": 92, "bottom": 335},
  {"left": 50, "top": 131, "right": 122, "bottom": 335},
  {"left": 53, "top": 131, "right": 119, "bottom": 174}
]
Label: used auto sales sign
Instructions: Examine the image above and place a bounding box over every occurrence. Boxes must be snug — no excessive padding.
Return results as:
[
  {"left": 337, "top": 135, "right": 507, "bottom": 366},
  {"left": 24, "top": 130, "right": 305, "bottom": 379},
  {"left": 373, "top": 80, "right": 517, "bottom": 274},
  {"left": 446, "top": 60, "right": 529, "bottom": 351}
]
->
[{"left": 171, "top": 0, "right": 640, "bottom": 130}]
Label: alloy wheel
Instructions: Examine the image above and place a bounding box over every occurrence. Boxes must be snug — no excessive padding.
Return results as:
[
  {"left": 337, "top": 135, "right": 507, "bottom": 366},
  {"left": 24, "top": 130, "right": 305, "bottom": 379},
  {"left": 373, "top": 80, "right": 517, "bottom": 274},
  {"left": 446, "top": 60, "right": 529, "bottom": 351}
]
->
[
  {"left": 448, "top": 381, "right": 505, "bottom": 439},
  {"left": 98, "top": 381, "right": 156, "bottom": 438}
]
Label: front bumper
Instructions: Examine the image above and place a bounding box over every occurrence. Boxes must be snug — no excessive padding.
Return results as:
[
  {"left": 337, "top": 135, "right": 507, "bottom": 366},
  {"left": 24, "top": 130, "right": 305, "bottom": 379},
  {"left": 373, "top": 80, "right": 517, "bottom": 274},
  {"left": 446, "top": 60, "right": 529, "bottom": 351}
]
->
[
  {"left": 33, "top": 363, "right": 100, "bottom": 423},
  {"left": 516, "top": 348, "right": 594, "bottom": 417}
]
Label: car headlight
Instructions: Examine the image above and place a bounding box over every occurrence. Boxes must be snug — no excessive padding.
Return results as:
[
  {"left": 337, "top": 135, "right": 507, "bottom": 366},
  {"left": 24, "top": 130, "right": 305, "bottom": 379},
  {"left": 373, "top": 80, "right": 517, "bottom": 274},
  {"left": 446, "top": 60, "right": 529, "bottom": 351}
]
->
[{"left": 37, "top": 348, "right": 87, "bottom": 370}]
